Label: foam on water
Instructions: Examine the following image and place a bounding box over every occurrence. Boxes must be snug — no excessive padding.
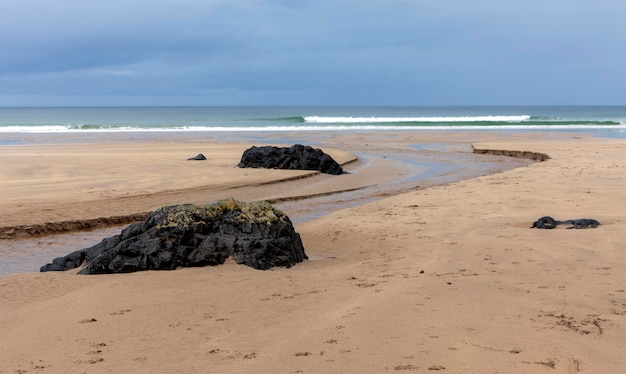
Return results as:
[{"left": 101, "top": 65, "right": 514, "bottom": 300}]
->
[
  {"left": 2, "top": 123, "right": 625, "bottom": 133},
  {"left": 304, "top": 115, "right": 532, "bottom": 123}
]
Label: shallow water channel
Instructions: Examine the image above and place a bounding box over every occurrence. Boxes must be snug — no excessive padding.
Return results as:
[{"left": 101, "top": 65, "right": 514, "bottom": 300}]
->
[{"left": 0, "top": 142, "right": 531, "bottom": 276}]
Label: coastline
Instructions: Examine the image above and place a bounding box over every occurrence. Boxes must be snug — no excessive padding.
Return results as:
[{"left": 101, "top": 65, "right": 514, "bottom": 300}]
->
[{"left": 1, "top": 131, "right": 625, "bottom": 372}]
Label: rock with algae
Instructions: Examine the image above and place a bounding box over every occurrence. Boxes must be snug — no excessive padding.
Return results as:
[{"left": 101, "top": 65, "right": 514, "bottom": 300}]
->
[{"left": 40, "top": 199, "right": 307, "bottom": 274}]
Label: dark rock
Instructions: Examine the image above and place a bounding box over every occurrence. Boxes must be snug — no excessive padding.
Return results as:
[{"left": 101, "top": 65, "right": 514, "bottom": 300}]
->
[
  {"left": 238, "top": 144, "right": 344, "bottom": 175},
  {"left": 187, "top": 153, "right": 207, "bottom": 160},
  {"left": 562, "top": 218, "right": 600, "bottom": 229},
  {"left": 531, "top": 216, "right": 560, "bottom": 229},
  {"left": 531, "top": 216, "right": 600, "bottom": 229},
  {"left": 41, "top": 199, "right": 307, "bottom": 274}
]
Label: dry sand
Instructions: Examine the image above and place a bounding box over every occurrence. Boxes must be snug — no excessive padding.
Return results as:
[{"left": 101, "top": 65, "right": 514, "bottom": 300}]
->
[
  {"left": 0, "top": 141, "right": 358, "bottom": 234},
  {"left": 1, "top": 132, "right": 625, "bottom": 373}
]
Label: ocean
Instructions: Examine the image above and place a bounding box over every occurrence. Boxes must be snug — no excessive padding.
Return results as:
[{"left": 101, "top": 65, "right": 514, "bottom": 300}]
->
[{"left": 1, "top": 106, "right": 626, "bottom": 138}]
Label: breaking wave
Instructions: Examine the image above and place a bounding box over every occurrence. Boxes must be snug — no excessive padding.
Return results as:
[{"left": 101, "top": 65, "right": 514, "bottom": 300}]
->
[{"left": 303, "top": 115, "right": 532, "bottom": 123}]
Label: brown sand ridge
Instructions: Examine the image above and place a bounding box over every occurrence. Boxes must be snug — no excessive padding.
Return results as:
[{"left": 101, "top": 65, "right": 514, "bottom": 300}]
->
[{"left": 1, "top": 134, "right": 626, "bottom": 373}]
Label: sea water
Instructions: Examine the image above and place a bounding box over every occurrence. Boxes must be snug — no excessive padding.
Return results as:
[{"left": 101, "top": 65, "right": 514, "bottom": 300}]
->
[{"left": 0, "top": 106, "right": 625, "bottom": 138}]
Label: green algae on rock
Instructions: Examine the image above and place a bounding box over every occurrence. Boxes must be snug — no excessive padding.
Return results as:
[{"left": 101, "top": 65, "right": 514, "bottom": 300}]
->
[{"left": 155, "top": 199, "right": 286, "bottom": 229}]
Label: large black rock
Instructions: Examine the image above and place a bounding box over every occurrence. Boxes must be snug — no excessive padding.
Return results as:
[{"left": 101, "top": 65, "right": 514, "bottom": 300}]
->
[
  {"left": 40, "top": 199, "right": 307, "bottom": 274},
  {"left": 238, "top": 144, "right": 344, "bottom": 175}
]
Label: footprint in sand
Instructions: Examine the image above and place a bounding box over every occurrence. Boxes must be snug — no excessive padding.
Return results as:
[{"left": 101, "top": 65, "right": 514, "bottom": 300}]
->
[
  {"left": 568, "top": 358, "right": 582, "bottom": 373},
  {"left": 393, "top": 364, "right": 419, "bottom": 371},
  {"left": 110, "top": 309, "right": 132, "bottom": 316}
]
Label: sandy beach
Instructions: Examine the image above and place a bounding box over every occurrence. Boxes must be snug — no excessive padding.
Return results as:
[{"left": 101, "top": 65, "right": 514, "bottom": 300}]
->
[{"left": 1, "top": 131, "right": 625, "bottom": 373}]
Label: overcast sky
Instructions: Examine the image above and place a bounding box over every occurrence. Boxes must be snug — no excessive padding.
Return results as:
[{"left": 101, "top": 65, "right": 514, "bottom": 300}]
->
[{"left": 1, "top": 0, "right": 624, "bottom": 106}]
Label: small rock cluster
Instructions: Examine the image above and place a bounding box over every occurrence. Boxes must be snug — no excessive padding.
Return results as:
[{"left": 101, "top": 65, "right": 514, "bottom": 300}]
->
[{"left": 531, "top": 216, "right": 600, "bottom": 229}]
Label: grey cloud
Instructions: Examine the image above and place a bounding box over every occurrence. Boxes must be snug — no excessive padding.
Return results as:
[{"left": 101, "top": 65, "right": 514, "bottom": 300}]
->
[{"left": 1, "top": 0, "right": 625, "bottom": 105}]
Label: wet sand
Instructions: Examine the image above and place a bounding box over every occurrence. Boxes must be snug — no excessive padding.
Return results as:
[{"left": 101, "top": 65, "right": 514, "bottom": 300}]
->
[
  {"left": 1, "top": 131, "right": 625, "bottom": 373},
  {"left": 0, "top": 131, "right": 529, "bottom": 274}
]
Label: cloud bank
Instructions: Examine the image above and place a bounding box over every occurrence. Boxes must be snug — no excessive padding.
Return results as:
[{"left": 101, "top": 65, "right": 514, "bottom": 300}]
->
[{"left": 1, "top": 0, "right": 624, "bottom": 105}]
